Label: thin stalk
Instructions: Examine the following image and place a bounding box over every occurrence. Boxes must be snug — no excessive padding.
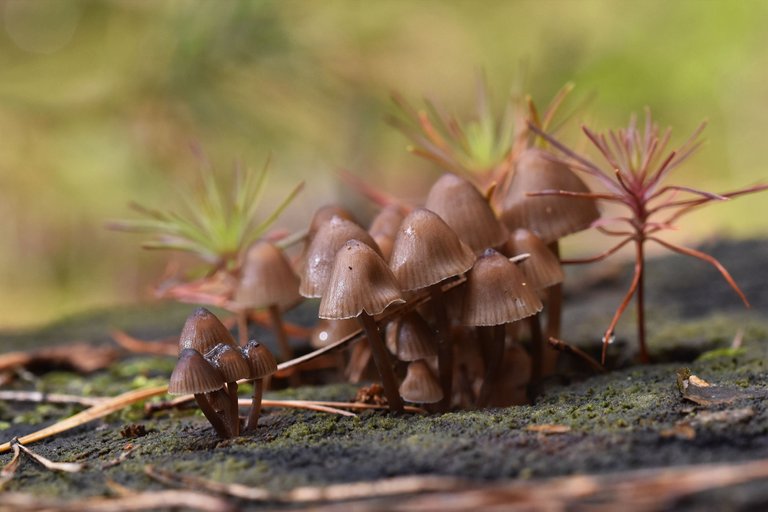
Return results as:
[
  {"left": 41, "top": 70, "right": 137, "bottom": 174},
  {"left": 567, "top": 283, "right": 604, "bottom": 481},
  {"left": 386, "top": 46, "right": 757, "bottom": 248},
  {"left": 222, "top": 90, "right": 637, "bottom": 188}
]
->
[
  {"left": 636, "top": 240, "right": 649, "bottom": 363},
  {"left": 528, "top": 313, "right": 545, "bottom": 396},
  {"left": 477, "top": 324, "right": 506, "bottom": 407},
  {"left": 359, "top": 312, "right": 404, "bottom": 413},
  {"left": 544, "top": 241, "right": 562, "bottom": 375},
  {"left": 225, "top": 382, "right": 240, "bottom": 437},
  {"left": 245, "top": 379, "right": 264, "bottom": 431},
  {"left": 268, "top": 303, "right": 300, "bottom": 386},
  {"left": 193, "top": 393, "right": 230, "bottom": 439},
  {"left": 429, "top": 283, "right": 453, "bottom": 411}
]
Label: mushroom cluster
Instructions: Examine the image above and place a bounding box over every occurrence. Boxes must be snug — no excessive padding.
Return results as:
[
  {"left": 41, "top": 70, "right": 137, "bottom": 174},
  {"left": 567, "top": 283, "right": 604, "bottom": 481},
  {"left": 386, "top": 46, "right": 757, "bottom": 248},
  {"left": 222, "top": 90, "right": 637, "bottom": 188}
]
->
[
  {"left": 168, "top": 307, "right": 277, "bottom": 438},
  {"left": 301, "top": 165, "right": 592, "bottom": 411}
]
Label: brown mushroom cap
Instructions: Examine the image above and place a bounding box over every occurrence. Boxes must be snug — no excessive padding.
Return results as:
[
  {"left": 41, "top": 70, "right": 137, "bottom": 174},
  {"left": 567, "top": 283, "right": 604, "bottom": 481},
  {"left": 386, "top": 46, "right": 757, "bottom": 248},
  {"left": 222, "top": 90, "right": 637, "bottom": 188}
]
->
[
  {"left": 369, "top": 204, "right": 405, "bottom": 263},
  {"left": 204, "top": 343, "right": 252, "bottom": 382},
  {"left": 385, "top": 311, "right": 438, "bottom": 361},
  {"left": 241, "top": 340, "right": 278, "bottom": 379},
  {"left": 234, "top": 241, "right": 301, "bottom": 311},
  {"left": 425, "top": 173, "right": 508, "bottom": 254},
  {"left": 307, "top": 204, "right": 357, "bottom": 243},
  {"left": 300, "top": 216, "right": 382, "bottom": 298},
  {"left": 319, "top": 239, "right": 405, "bottom": 320},
  {"left": 311, "top": 318, "right": 361, "bottom": 349},
  {"left": 169, "top": 348, "right": 225, "bottom": 395},
  {"left": 399, "top": 360, "right": 443, "bottom": 404},
  {"left": 492, "top": 148, "right": 600, "bottom": 243},
  {"left": 389, "top": 208, "right": 475, "bottom": 291},
  {"left": 179, "top": 307, "right": 238, "bottom": 354},
  {"left": 462, "top": 249, "right": 543, "bottom": 326},
  {"left": 504, "top": 228, "right": 564, "bottom": 289}
]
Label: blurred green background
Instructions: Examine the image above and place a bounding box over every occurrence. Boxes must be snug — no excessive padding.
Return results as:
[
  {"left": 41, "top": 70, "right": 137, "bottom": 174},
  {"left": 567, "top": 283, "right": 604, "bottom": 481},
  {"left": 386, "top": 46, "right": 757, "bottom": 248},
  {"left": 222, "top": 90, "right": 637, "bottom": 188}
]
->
[{"left": 1, "top": 0, "right": 767, "bottom": 328}]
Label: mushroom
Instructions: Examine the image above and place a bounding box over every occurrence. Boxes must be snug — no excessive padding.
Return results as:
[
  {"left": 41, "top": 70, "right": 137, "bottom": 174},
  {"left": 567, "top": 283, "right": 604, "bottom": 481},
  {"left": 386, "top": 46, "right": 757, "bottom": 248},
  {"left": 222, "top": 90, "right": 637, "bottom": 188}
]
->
[
  {"left": 425, "top": 173, "right": 508, "bottom": 254},
  {"left": 234, "top": 241, "right": 302, "bottom": 364},
  {"left": 399, "top": 360, "right": 443, "bottom": 404},
  {"left": 504, "top": 228, "right": 565, "bottom": 380},
  {"left": 179, "top": 307, "right": 238, "bottom": 354},
  {"left": 241, "top": 340, "right": 278, "bottom": 431},
  {"left": 168, "top": 348, "right": 230, "bottom": 438},
  {"left": 204, "top": 343, "right": 251, "bottom": 436},
  {"left": 319, "top": 239, "right": 405, "bottom": 412},
  {"left": 368, "top": 204, "right": 405, "bottom": 262},
  {"left": 491, "top": 147, "right": 599, "bottom": 351},
  {"left": 461, "top": 249, "right": 542, "bottom": 406},
  {"left": 389, "top": 208, "right": 475, "bottom": 410},
  {"left": 385, "top": 311, "right": 438, "bottom": 362},
  {"left": 300, "top": 215, "right": 381, "bottom": 299}
]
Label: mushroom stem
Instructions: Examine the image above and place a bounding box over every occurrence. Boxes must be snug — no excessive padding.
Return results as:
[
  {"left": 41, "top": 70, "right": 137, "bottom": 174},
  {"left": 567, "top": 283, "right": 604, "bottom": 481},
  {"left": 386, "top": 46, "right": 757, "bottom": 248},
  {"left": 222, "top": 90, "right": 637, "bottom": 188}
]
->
[
  {"left": 359, "top": 312, "right": 404, "bottom": 413},
  {"left": 477, "top": 324, "right": 505, "bottom": 407},
  {"left": 543, "top": 241, "right": 562, "bottom": 375},
  {"left": 245, "top": 379, "right": 264, "bottom": 431},
  {"left": 225, "top": 382, "right": 240, "bottom": 436},
  {"left": 268, "top": 304, "right": 300, "bottom": 386},
  {"left": 193, "top": 393, "right": 231, "bottom": 439},
  {"left": 528, "top": 313, "right": 545, "bottom": 402},
  {"left": 429, "top": 284, "right": 453, "bottom": 411},
  {"left": 237, "top": 310, "right": 249, "bottom": 346}
]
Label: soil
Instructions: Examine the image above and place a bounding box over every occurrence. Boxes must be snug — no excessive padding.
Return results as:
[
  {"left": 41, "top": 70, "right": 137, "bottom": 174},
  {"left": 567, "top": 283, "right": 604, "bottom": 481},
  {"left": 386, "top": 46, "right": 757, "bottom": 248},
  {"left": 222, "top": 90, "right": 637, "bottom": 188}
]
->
[{"left": 1, "top": 237, "right": 768, "bottom": 510}]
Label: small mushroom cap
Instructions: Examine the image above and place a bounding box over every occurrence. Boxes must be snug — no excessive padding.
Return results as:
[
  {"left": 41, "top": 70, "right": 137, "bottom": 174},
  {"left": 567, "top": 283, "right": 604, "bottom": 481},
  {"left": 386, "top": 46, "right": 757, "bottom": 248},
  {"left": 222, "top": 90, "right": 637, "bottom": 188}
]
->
[
  {"left": 300, "top": 216, "right": 382, "bottom": 298},
  {"left": 242, "top": 340, "right": 278, "bottom": 379},
  {"left": 234, "top": 241, "right": 302, "bottom": 311},
  {"left": 307, "top": 204, "right": 357, "bottom": 243},
  {"left": 493, "top": 148, "right": 600, "bottom": 243},
  {"left": 399, "top": 360, "right": 443, "bottom": 404},
  {"left": 311, "top": 318, "right": 361, "bottom": 349},
  {"left": 178, "top": 307, "right": 237, "bottom": 354},
  {"left": 505, "top": 228, "right": 564, "bottom": 289},
  {"left": 462, "top": 249, "right": 543, "bottom": 326},
  {"left": 369, "top": 204, "right": 405, "bottom": 240},
  {"left": 319, "top": 239, "right": 405, "bottom": 320},
  {"left": 389, "top": 208, "right": 475, "bottom": 291},
  {"left": 425, "top": 173, "right": 508, "bottom": 254},
  {"left": 168, "top": 348, "right": 225, "bottom": 395},
  {"left": 204, "top": 343, "right": 252, "bottom": 382},
  {"left": 385, "top": 311, "right": 438, "bottom": 361}
]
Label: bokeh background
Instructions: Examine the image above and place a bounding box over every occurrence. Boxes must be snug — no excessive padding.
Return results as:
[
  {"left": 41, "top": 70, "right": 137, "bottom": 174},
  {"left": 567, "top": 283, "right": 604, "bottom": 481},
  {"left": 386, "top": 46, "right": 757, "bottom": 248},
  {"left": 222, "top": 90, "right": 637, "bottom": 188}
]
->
[{"left": 1, "top": 0, "right": 767, "bottom": 328}]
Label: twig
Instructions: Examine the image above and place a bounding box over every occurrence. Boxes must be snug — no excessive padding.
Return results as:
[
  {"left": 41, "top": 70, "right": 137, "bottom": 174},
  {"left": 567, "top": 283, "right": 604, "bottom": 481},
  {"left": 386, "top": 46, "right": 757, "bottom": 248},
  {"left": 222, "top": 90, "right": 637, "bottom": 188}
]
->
[
  {"left": 0, "top": 439, "right": 21, "bottom": 489},
  {"left": 110, "top": 330, "right": 177, "bottom": 357},
  {"left": 0, "top": 490, "right": 236, "bottom": 512},
  {"left": 0, "top": 386, "right": 168, "bottom": 454},
  {"left": 0, "top": 391, "right": 109, "bottom": 407},
  {"left": 547, "top": 337, "right": 606, "bottom": 373},
  {"left": 100, "top": 444, "right": 137, "bottom": 470},
  {"left": 13, "top": 438, "right": 85, "bottom": 473}
]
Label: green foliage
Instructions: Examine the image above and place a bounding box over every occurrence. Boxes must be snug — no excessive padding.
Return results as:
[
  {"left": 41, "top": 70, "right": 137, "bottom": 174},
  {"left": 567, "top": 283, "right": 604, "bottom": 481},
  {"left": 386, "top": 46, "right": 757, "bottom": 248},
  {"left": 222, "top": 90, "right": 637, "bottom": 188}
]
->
[{"left": 108, "top": 157, "right": 303, "bottom": 271}]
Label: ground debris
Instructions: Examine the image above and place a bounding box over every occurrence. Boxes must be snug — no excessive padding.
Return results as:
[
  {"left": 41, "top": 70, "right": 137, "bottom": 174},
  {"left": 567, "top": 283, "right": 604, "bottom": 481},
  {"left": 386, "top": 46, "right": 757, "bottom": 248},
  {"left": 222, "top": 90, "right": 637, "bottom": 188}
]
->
[
  {"left": 355, "top": 383, "right": 388, "bottom": 405},
  {"left": 675, "top": 368, "right": 753, "bottom": 406},
  {"left": 526, "top": 424, "right": 572, "bottom": 435},
  {"left": 0, "top": 343, "right": 120, "bottom": 374},
  {"left": 119, "top": 424, "right": 149, "bottom": 439}
]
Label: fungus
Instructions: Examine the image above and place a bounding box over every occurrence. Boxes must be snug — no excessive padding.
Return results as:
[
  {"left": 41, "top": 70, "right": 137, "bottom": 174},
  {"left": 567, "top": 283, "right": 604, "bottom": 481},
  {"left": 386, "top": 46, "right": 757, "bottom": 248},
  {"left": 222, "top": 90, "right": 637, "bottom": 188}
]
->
[
  {"left": 241, "top": 340, "right": 278, "bottom": 431},
  {"left": 234, "top": 241, "right": 302, "bottom": 362},
  {"left": 300, "top": 215, "right": 381, "bottom": 298},
  {"left": 389, "top": 208, "right": 475, "bottom": 410},
  {"left": 168, "top": 348, "right": 230, "bottom": 438},
  {"left": 425, "top": 173, "right": 508, "bottom": 254},
  {"left": 462, "top": 249, "right": 542, "bottom": 406},
  {"left": 319, "top": 239, "right": 405, "bottom": 412},
  {"left": 399, "top": 360, "right": 443, "bottom": 404},
  {"left": 204, "top": 343, "right": 251, "bottom": 436},
  {"left": 368, "top": 204, "right": 405, "bottom": 262},
  {"left": 385, "top": 311, "right": 438, "bottom": 362},
  {"left": 178, "top": 307, "right": 238, "bottom": 354}
]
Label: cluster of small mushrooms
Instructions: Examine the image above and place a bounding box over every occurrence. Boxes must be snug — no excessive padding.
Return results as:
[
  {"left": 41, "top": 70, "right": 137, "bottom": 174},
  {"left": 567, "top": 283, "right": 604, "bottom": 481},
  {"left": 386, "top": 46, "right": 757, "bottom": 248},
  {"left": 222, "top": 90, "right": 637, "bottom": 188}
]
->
[{"left": 168, "top": 145, "right": 600, "bottom": 436}]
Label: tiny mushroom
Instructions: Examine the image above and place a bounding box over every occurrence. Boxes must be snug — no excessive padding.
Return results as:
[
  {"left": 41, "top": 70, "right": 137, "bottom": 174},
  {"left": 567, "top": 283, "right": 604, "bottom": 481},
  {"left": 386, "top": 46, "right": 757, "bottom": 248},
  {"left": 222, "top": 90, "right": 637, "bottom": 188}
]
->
[
  {"left": 241, "top": 340, "right": 278, "bottom": 431},
  {"left": 399, "top": 360, "right": 443, "bottom": 404},
  {"left": 168, "top": 348, "right": 230, "bottom": 438},
  {"left": 319, "top": 239, "right": 406, "bottom": 412},
  {"left": 179, "top": 307, "right": 238, "bottom": 354},
  {"left": 462, "top": 249, "right": 542, "bottom": 406},
  {"left": 205, "top": 343, "right": 251, "bottom": 436}
]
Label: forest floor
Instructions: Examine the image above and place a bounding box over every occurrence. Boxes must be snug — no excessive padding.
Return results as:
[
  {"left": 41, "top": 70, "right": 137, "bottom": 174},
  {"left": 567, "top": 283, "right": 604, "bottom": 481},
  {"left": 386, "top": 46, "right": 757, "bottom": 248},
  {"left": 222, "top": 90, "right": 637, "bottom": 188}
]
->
[{"left": 1, "top": 238, "right": 767, "bottom": 511}]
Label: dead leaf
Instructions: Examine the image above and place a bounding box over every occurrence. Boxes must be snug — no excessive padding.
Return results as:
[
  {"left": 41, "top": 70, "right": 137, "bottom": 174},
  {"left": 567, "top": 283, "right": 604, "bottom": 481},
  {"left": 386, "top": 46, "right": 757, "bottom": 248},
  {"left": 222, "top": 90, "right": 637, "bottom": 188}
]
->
[
  {"left": 676, "top": 368, "right": 752, "bottom": 406},
  {"left": 526, "top": 424, "right": 571, "bottom": 434},
  {"left": 0, "top": 343, "right": 120, "bottom": 374}
]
